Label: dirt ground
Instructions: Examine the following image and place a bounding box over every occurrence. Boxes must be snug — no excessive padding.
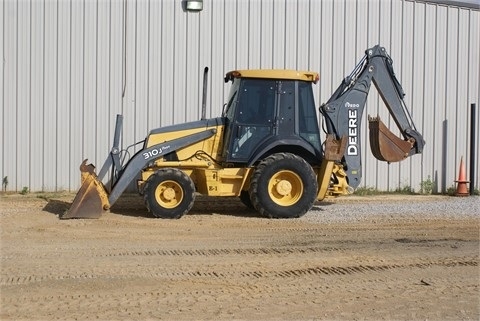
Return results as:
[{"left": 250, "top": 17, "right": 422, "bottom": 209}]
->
[{"left": 0, "top": 193, "right": 478, "bottom": 321}]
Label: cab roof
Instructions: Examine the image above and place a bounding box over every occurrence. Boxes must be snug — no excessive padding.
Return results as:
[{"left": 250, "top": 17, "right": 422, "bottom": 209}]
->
[{"left": 225, "top": 69, "right": 319, "bottom": 83}]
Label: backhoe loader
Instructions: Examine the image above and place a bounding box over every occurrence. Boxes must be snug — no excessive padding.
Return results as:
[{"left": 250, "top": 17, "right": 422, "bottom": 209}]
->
[{"left": 62, "top": 45, "right": 424, "bottom": 219}]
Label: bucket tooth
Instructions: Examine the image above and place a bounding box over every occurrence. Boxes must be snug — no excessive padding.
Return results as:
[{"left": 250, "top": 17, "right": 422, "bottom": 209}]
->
[
  {"left": 368, "top": 116, "right": 414, "bottom": 163},
  {"left": 61, "top": 160, "right": 110, "bottom": 219}
]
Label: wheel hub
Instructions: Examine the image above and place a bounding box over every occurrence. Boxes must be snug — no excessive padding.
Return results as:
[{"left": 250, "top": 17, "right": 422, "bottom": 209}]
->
[
  {"left": 268, "top": 170, "right": 304, "bottom": 206},
  {"left": 162, "top": 187, "right": 176, "bottom": 201},
  {"left": 155, "top": 180, "right": 183, "bottom": 209},
  {"left": 275, "top": 180, "right": 292, "bottom": 196}
]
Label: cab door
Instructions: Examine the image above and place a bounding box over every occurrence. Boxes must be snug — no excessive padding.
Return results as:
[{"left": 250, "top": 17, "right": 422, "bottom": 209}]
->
[
  {"left": 276, "top": 81, "right": 296, "bottom": 136},
  {"left": 226, "top": 79, "right": 276, "bottom": 162}
]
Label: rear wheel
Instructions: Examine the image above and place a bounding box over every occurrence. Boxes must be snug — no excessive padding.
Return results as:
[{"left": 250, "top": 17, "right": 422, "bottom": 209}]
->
[
  {"left": 143, "top": 168, "right": 195, "bottom": 219},
  {"left": 249, "top": 153, "right": 317, "bottom": 218},
  {"left": 239, "top": 190, "right": 254, "bottom": 210}
]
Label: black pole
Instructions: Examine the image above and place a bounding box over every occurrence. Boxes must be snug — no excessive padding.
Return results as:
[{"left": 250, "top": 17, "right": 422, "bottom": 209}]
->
[
  {"left": 201, "top": 67, "right": 209, "bottom": 120},
  {"left": 470, "top": 103, "right": 476, "bottom": 195}
]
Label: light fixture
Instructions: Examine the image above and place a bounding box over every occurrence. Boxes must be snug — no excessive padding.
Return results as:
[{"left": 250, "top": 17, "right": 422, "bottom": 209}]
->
[{"left": 185, "top": 0, "right": 203, "bottom": 12}]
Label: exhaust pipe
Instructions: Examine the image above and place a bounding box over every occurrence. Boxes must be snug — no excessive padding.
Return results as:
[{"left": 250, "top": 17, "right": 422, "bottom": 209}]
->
[{"left": 201, "top": 67, "right": 209, "bottom": 120}]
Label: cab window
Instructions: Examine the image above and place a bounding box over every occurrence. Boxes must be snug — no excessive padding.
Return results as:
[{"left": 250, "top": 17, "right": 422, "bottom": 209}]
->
[{"left": 298, "top": 81, "right": 321, "bottom": 150}]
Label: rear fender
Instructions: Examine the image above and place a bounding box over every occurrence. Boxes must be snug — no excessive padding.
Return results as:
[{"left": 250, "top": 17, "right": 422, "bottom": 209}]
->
[{"left": 247, "top": 138, "right": 320, "bottom": 166}]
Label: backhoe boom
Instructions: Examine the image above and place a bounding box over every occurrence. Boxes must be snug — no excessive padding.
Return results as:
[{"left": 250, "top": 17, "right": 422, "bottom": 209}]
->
[{"left": 320, "top": 45, "right": 425, "bottom": 188}]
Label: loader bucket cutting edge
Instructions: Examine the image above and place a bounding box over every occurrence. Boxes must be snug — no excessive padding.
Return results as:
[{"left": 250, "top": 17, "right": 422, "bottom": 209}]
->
[
  {"left": 368, "top": 116, "right": 414, "bottom": 163},
  {"left": 61, "top": 160, "right": 110, "bottom": 219}
]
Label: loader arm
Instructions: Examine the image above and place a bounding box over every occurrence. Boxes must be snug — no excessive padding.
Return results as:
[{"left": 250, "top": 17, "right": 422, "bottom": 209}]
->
[
  {"left": 320, "top": 45, "right": 425, "bottom": 188},
  {"left": 107, "top": 129, "right": 216, "bottom": 206},
  {"left": 97, "top": 114, "right": 124, "bottom": 190},
  {"left": 62, "top": 119, "right": 216, "bottom": 219}
]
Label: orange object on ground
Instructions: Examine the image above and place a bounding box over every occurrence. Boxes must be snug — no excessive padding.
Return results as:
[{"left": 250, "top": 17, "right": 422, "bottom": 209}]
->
[{"left": 455, "top": 156, "right": 469, "bottom": 196}]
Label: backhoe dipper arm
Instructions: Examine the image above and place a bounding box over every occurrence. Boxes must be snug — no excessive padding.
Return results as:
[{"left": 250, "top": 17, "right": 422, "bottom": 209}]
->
[{"left": 320, "top": 45, "right": 425, "bottom": 188}]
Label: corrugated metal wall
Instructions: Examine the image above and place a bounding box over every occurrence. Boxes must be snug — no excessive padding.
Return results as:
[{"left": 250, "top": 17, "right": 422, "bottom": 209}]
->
[{"left": 1, "top": 0, "right": 479, "bottom": 193}]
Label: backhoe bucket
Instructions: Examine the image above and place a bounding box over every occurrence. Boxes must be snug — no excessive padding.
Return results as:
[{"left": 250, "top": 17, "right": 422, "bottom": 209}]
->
[
  {"left": 61, "top": 160, "right": 110, "bottom": 219},
  {"left": 368, "top": 116, "right": 414, "bottom": 162}
]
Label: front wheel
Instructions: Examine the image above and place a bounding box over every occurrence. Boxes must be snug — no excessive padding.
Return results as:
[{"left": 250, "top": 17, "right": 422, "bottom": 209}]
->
[
  {"left": 249, "top": 153, "right": 318, "bottom": 218},
  {"left": 143, "top": 168, "right": 195, "bottom": 219}
]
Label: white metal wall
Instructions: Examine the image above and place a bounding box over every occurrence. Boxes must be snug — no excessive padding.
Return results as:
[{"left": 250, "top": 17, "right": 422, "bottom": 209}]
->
[{"left": 1, "top": 0, "right": 479, "bottom": 193}]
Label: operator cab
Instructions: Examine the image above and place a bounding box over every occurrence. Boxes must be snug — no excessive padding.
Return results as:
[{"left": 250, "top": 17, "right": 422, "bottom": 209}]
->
[{"left": 222, "top": 70, "right": 322, "bottom": 165}]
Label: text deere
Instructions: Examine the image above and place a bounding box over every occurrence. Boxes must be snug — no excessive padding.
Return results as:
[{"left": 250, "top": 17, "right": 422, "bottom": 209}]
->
[{"left": 346, "top": 102, "right": 359, "bottom": 155}]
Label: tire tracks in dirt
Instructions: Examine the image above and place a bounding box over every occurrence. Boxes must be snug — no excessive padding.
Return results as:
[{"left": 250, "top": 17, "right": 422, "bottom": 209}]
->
[
  {"left": 2, "top": 257, "right": 478, "bottom": 321},
  {"left": 1, "top": 255, "right": 477, "bottom": 286},
  {"left": 1, "top": 245, "right": 344, "bottom": 260}
]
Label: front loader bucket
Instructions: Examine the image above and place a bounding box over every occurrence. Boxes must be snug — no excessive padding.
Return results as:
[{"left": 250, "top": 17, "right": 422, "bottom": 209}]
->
[
  {"left": 61, "top": 160, "right": 110, "bottom": 219},
  {"left": 368, "top": 116, "right": 414, "bottom": 162}
]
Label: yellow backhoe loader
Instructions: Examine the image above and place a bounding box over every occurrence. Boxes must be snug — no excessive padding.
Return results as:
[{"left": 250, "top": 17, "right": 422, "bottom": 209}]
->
[{"left": 62, "top": 45, "right": 424, "bottom": 219}]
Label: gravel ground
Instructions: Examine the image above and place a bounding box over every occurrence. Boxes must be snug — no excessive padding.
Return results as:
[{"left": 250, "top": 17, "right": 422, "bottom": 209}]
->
[{"left": 302, "top": 195, "right": 480, "bottom": 224}]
